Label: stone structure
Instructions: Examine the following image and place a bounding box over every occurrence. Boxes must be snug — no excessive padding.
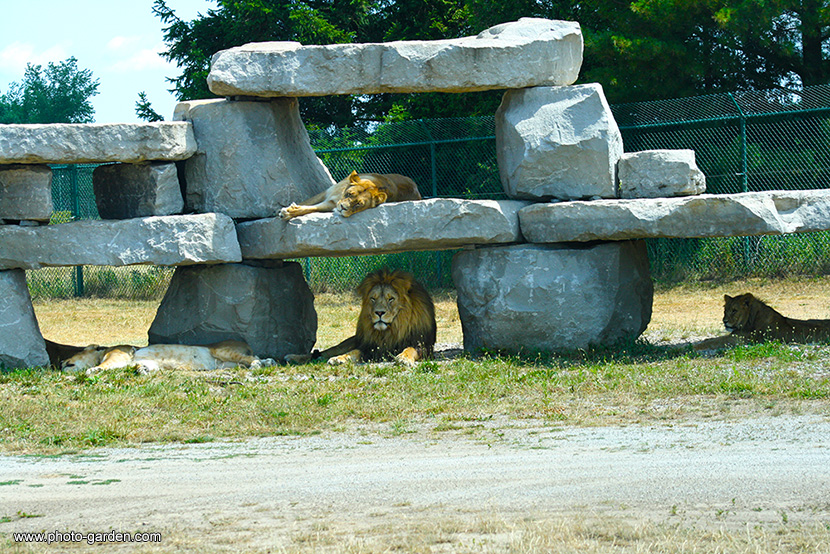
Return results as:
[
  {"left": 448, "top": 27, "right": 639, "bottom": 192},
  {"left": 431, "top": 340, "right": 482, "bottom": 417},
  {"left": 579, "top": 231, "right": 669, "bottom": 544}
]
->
[
  {"left": 518, "top": 190, "right": 830, "bottom": 243},
  {"left": 207, "top": 18, "right": 582, "bottom": 97},
  {"left": 453, "top": 242, "right": 652, "bottom": 352},
  {"left": 148, "top": 263, "right": 316, "bottom": 361},
  {"left": 93, "top": 162, "right": 184, "bottom": 219},
  {"left": 0, "top": 270, "right": 49, "bottom": 368},
  {"left": 4, "top": 17, "right": 830, "bottom": 367},
  {"left": 173, "top": 98, "right": 335, "bottom": 219},
  {"left": 618, "top": 149, "right": 705, "bottom": 199},
  {"left": 0, "top": 214, "right": 241, "bottom": 270},
  {"left": 237, "top": 199, "right": 529, "bottom": 259},
  {"left": 0, "top": 165, "right": 52, "bottom": 222},
  {"left": 495, "top": 84, "right": 623, "bottom": 200},
  {"left": 0, "top": 122, "right": 196, "bottom": 164}
]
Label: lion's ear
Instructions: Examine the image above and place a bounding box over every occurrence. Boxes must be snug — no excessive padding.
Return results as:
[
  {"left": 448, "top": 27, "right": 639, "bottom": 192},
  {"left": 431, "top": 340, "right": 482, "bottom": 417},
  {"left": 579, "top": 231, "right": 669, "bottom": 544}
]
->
[
  {"left": 724, "top": 294, "right": 732, "bottom": 302},
  {"left": 375, "top": 191, "right": 388, "bottom": 204},
  {"left": 349, "top": 171, "right": 360, "bottom": 183}
]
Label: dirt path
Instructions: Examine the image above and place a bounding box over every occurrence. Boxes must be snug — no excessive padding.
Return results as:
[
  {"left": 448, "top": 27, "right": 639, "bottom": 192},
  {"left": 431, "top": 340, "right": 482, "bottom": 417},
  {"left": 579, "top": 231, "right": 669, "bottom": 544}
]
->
[{"left": 3, "top": 415, "right": 830, "bottom": 552}]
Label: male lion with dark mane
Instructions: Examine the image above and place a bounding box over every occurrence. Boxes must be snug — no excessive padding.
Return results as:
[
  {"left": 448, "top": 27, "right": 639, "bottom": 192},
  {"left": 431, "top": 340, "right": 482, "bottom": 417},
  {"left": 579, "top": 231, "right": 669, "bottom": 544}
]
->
[
  {"left": 695, "top": 293, "right": 830, "bottom": 350},
  {"left": 279, "top": 170, "right": 422, "bottom": 220},
  {"left": 285, "top": 268, "right": 436, "bottom": 367}
]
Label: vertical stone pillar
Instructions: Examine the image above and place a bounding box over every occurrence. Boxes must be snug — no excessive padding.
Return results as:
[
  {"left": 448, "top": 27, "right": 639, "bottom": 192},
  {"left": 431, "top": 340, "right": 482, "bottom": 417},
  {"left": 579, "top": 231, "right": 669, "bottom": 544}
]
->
[
  {"left": 148, "top": 262, "right": 316, "bottom": 361},
  {"left": 173, "top": 98, "right": 334, "bottom": 219},
  {"left": 452, "top": 242, "right": 653, "bottom": 352},
  {"left": 0, "top": 269, "right": 49, "bottom": 368}
]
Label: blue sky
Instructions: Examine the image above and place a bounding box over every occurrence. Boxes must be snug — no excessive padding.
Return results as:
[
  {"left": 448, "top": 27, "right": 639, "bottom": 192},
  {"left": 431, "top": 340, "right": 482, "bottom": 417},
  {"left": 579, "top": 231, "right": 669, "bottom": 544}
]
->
[{"left": 0, "top": 0, "right": 215, "bottom": 123}]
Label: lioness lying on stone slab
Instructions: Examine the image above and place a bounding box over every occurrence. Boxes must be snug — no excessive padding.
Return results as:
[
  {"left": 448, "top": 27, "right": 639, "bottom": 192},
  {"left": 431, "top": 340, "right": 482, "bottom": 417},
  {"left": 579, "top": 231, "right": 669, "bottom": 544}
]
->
[
  {"left": 695, "top": 293, "right": 830, "bottom": 350},
  {"left": 279, "top": 170, "right": 422, "bottom": 220},
  {"left": 61, "top": 340, "right": 275, "bottom": 375}
]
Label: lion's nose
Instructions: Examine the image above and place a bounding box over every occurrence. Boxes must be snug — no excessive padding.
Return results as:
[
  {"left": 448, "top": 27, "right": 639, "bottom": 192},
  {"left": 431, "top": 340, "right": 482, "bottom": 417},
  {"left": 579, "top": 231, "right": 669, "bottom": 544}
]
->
[{"left": 375, "top": 310, "right": 385, "bottom": 319}]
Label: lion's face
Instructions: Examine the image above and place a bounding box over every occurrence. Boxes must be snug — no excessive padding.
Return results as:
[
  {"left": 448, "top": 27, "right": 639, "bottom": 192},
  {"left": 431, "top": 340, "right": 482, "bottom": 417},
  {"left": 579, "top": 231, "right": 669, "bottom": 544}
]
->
[
  {"left": 723, "top": 294, "right": 752, "bottom": 333},
  {"left": 364, "top": 283, "right": 402, "bottom": 332},
  {"left": 335, "top": 178, "right": 388, "bottom": 218},
  {"left": 61, "top": 345, "right": 105, "bottom": 372}
]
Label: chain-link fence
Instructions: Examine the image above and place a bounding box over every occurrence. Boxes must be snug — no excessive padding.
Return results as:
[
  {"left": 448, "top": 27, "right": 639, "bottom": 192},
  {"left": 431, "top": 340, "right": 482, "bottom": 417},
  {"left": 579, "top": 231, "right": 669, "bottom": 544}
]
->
[
  {"left": 27, "top": 164, "right": 174, "bottom": 300},
  {"left": 615, "top": 85, "right": 830, "bottom": 281},
  {"left": 29, "top": 84, "right": 830, "bottom": 299}
]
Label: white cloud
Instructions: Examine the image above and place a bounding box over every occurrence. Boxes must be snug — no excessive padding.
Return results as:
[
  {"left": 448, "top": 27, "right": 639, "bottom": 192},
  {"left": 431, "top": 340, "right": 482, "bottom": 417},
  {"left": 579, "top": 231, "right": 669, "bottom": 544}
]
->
[
  {"left": 0, "top": 41, "right": 70, "bottom": 75},
  {"left": 106, "top": 36, "right": 143, "bottom": 52},
  {"left": 109, "top": 44, "right": 173, "bottom": 73}
]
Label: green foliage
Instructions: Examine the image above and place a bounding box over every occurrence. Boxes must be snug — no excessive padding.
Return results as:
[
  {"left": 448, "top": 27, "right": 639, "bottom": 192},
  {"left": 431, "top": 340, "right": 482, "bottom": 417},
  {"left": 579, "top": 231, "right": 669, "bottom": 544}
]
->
[
  {"left": 0, "top": 57, "right": 99, "bottom": 124},
  {"left": 152, "top": 0, "right": 830, "bottom": 122},
  {"left": 135, "top": 91, "right": 164, "bottom": 122}
]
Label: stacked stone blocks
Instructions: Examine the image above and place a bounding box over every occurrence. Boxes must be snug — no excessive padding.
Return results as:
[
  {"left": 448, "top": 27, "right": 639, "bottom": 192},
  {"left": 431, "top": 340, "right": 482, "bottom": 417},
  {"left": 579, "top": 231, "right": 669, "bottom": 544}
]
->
[{"left": 3, "top": 18, "right": 830, "bottom": 367}]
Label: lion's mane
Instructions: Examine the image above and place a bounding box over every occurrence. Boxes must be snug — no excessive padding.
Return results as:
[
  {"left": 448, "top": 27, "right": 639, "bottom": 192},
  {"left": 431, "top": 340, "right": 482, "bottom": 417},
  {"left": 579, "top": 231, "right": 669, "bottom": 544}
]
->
[{"left": 354, "top": 268, "right": 436, "bottom": 361}]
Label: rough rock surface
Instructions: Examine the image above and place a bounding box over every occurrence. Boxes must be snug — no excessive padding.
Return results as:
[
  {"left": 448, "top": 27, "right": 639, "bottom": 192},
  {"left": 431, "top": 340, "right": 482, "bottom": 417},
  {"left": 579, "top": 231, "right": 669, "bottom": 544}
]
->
[
  {"left": 148, "top": 262, "right": 316, "bottom": 361},
  {"left": 174, "top": 98, "right": 334, "bottom": 219},
  {"left": 93, "top": 162, "right": 184, "bottom": 219},
  {"left": 207, "top": 18, "right": 582, "bottom": 97},
  {"left": 519, "top": 190, "right": 830, "bottom": 243},
  {"left": 618, "top": 149, "right": 706, "bottom": 199},
  {"left": 0, "top": 213, "right": 241, "bottom": 270},
  {"left": 0, "top": 165, "right": 52, "bottom": 221},
  {"left": 0, "top": 123, "right": 196, "bottom": 164},
  {"left": 495, "top": 84, "right": 623, "bottom": 200},
  {"left": 452, "top": 242, "right": 653, "bottom": 352},
  {"left": 237, "top": 199, "right": 530, "bottom": 259},
  {"left": 0, "top": 270, "right": 48, "bottom": 369}
]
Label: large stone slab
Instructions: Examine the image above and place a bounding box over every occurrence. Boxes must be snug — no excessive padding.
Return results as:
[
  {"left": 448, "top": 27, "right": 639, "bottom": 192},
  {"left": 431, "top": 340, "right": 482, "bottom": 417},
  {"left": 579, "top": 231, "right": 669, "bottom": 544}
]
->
[
  {"left": 174, "top": 98, "right": 334, "bottom": 219},
  {"left": 452, "top": 242, "right": 653, "bottom": 352},
  {"left": 618, "top": 149, "right": 705, "bottom": 199},
  {"left": 0, "top": 270, "right": 49, "bottom": 369},
  {"left": 495, "top": 84, "right": 623, "bottom": 200},
  {"left": 0, "top": 165, "right": 52, "bottom": 221},
  {"left": 519, "top": 190, "right": 830, "bottom": 243},
  {"left": 0, "top": 213, "right": 241, "bottom": 270},
  {"left": 93, "top": 162, "right": 184, "bottom": 219},
  {"left": 148, "top": 262, "right": 316, "bottom": 361},
  {"left": 237, "top": 199, "right": 530, "bottom": 259},
  {"left": 0, "top": 123, "right": 196, "bottom": 164},
  {"left": 207, "top": 18, "right": 582, "bottom": 97}
]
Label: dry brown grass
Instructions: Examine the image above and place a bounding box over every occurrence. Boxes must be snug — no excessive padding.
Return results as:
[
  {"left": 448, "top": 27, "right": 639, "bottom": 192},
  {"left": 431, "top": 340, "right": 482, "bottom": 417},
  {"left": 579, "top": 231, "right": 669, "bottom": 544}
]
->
[{"left": 32, "top": 276, "right": 830, "bottom": 350}]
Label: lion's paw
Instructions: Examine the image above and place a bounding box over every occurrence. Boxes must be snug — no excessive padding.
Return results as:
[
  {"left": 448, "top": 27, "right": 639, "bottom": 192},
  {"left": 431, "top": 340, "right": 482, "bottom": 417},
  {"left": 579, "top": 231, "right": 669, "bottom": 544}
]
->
[
  {"left": 327, "top": 355, "right": 349, "bottom": 366},
  {"left": 394, "top": 354, "right": 417, "bottom": 368},
  {"left": 279, "top": 203, "right": 300, "bottom": 220},
  {"left": 260, "top": 358, "right": 277, "bottom": 367}
]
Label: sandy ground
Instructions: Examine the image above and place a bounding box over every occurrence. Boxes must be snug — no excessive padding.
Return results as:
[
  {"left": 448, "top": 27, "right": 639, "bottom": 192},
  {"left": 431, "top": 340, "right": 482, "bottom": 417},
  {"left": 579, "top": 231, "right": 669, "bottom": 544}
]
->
[{"left": 2, "top": 415, "right": 829, "bottom": 551}]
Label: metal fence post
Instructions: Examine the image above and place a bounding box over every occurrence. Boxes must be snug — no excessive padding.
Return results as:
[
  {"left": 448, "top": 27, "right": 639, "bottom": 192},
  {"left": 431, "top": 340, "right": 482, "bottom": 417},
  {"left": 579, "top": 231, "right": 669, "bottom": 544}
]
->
[
  {"left": 729, "top": 93, "right": 752, "bottom": 271},
  {"left": 418, "top": 120, "right": 438, "bottom": 197},
  {"left": 69, "top": 165, "right": 84, "bottom": 297}
]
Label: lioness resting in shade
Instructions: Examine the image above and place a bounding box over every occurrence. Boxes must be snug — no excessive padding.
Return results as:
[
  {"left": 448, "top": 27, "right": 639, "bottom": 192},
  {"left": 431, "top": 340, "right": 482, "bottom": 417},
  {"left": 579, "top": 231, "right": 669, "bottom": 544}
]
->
[
  {"left": 61, "top": 340, "right": 275, "bottom": 375},
  {"left": 695, "top": 293, "right": 830, "bottom": 350},
  {"left": 279, "top": 170, "right": 422, "bottom": 220}
]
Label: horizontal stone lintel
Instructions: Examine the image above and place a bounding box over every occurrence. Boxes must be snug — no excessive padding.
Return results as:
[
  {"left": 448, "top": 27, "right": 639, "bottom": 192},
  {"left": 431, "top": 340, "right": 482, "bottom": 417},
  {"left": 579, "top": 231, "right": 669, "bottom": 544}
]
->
[
  {"left": 207, "top": 18, "right": 582, "bottom": 97},
  {"left": 0, "top": 213, "right": 241, "bottom": 270},
  {"left": 0, "top": 122, "right": 197, "bottom": 165},
  {"left": 519, "top": 190, "right": 830, "bottom": 243},
  {"left": 237, "top": 199, "right": 531, "bottom": 259}
]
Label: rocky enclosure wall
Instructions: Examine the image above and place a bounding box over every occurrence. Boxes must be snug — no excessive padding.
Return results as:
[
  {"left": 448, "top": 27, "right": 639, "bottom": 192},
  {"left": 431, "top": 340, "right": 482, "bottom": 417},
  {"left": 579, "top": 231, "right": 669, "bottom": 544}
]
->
[{"left": 3, "top": 18, "right": 830, "bottom": 368}]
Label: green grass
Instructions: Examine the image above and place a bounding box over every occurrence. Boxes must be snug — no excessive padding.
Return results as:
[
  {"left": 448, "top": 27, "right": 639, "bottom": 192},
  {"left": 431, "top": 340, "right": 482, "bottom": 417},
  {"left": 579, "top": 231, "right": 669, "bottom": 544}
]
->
[{"left": 1, "top": 340, "right": 828, "bottom": 454}]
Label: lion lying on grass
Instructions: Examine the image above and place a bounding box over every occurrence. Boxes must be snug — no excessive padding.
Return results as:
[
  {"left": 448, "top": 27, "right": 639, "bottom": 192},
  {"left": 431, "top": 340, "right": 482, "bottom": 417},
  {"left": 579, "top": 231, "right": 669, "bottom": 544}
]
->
[
  {"left": 285, "top": 268, "right": 436, "bottom": 367},
  {"left": 61, "top": 340, "right": 275, "bottom": 375},
  {"left": 695, "top": 293, "right": 830, "bottom": 350},
  {"left": 279, "top": 170, "right": 422, "bottom": 220}
]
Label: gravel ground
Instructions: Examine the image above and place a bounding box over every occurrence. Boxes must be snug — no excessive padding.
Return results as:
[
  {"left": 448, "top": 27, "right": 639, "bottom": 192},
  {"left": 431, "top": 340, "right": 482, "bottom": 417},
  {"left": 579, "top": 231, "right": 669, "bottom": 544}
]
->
[{"left": 2, "top": 415, "right": 830, "bottom": 551}]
